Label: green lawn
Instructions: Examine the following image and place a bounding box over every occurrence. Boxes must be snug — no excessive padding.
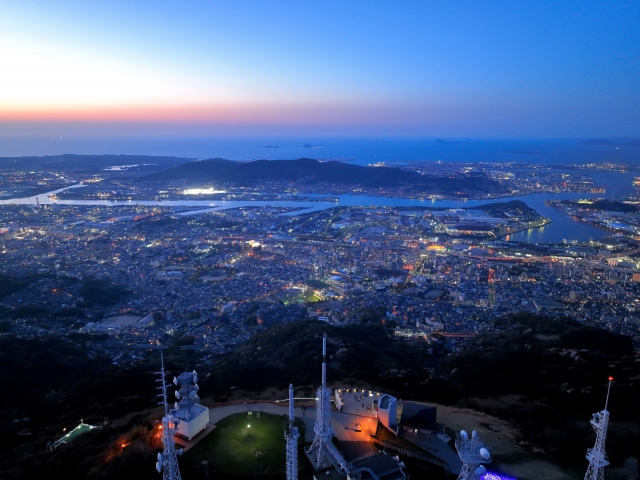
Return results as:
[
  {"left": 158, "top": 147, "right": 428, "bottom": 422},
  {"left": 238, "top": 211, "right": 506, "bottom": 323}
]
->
[
  {"left": 184, "top": 413, "right": 305, "bottom": 476},
  {"left": 273, "top": 288, "right": 320, "bottom": 304},
  {"left": 60, "top": 422, "right": 98, "bottom": 443}
]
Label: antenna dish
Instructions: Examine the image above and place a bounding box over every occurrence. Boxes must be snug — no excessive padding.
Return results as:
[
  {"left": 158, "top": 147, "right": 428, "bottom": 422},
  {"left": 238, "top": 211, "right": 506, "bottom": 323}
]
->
[
  {"left": 193, "top": 376, "right": 198, "bottom": 384},
  {"left": 157, "top": 453, "right": 164, "bottom": 462},
  {"left": 479, "top": 448, "right": 491, "bottom": 460},
  {"left": 460, "top": 430, "right": 468, "bottom": 441},
  {"left": 173, "top": 377, "right": 178, "bottom": 385},
  {"left": 472, "top": 430, "right": 478, "bottom": 439},
  {"left": 194, "top": 384, "right": 199, "bottom": 392},
  {"left": 189, "top": 390, "right": 196, "bottom": 400},
  {"left": 175, "top": 391, "right": 181, "bottom": 399},
  {"left": 174, "top": 402, "right": 179, "bottom": 410},
  {"left": 155, "top": 461, "right": 162, "bottom": 473},
  {"left": 194, "top": 395, "right": 200, "bottom": 402},
  {"left": 193, "top": 370, "right": 197, "bottom": 375},
  {"left": 475, "top": 466, "right": 487, "bottom": 476}
]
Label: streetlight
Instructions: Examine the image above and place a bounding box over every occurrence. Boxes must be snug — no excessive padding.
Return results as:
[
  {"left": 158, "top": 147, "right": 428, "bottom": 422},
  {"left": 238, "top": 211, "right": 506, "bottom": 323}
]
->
[{"left": 247, "top": 424, "right": 251, "bottom": 440}]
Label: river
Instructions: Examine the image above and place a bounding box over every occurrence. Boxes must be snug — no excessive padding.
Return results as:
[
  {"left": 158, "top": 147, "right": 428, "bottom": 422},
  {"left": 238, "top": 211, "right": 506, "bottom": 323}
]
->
[{"left": 1, "top": 183, "right": 627, "bottom": 243}]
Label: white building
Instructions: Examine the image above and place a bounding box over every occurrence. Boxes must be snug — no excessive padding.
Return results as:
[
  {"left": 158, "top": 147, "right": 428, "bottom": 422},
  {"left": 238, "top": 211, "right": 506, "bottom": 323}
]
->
[{"left": 170, "top": 370, "right": 210, "bottom": 441}]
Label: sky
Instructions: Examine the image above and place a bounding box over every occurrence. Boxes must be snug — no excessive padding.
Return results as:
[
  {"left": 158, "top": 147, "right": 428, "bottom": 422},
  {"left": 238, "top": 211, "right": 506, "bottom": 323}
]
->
[{"left": 1, "top": 1, "right": 639, "bottom": 138}]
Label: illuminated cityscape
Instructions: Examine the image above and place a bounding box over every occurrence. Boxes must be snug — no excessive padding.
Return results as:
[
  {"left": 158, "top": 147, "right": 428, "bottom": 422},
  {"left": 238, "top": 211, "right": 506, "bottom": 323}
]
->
[{"left": 1, "top": 1, "right": 639, "bottom": 479}]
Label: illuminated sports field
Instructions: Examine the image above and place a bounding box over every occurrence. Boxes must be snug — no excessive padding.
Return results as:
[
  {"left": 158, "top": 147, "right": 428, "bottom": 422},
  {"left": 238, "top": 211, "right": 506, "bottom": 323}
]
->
[{"left": 183, "top": 412, "right": 305, "bottom": 476}]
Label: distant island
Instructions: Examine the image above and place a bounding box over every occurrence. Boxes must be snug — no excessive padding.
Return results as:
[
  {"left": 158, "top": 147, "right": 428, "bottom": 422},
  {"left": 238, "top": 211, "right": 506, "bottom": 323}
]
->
[
  {"left": 302, "top": 143, "right": 321, "bottom": 148},
  {"left": 262, "top": 145, "right": 279, "bottom": 149}
]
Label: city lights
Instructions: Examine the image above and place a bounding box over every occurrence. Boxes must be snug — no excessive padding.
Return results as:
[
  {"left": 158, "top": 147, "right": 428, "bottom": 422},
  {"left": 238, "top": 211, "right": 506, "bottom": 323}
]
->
[{"left": 182, "top": 188, "right": 226, "bottom": 195}]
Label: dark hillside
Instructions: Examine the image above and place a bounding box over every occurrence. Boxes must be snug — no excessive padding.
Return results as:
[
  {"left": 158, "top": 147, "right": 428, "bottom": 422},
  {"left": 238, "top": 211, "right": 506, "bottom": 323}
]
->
[
  {"left": 138, "top": 158, "right": 504, "bottom": 194},
  {"left": 1, "top": 315, "right": 638, "bottom": 478},
  {"left": 0, "top": 273, "right": 50, "bottom": 299},
  {"left": 559, "top": 199, "right": 639, "bottom": 213},
  {"left": 468, "top": 200, "right": 537, "bottom": 214},
  {"left": 0, "top": 337, "right": 154, "bottom": 445},
  {"left": 438, "top": 313, "right": 639, "bottom": 463},
  {"left": 198, "top": 316, "right": 640, "bottom": 466}
]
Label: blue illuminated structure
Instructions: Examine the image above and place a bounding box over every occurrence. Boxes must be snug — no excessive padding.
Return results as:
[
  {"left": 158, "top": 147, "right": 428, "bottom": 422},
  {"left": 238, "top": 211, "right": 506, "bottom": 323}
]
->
[{"left": 481, "top": 473, "right": 517, "bottom": 480}]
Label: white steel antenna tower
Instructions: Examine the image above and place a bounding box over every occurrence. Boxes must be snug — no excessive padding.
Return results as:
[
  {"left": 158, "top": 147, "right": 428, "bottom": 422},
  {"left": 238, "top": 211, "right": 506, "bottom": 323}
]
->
[
  {"left": 155, "top": 352, "right": 183, "bottom": 480},
  {"left": 455, "top": 429, "right": 491, "bottom": 480},
  {"left": 307, "top": 334, "right": 334, "bottom": 467},
  {"left": 305, "top": 334, "right": 350, "bottom": 474},
  {"left": 284, "top": 384, "right": 299, "bottom": 480},
  {"left": 584, "top": 377, "right": 613, "bottom": 480}
]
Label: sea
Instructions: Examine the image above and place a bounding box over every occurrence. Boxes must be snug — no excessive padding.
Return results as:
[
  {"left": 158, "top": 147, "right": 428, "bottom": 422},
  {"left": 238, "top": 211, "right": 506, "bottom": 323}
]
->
[
  {"left": 1, "top": 137, "right": 639, "bottom": 166},
  {"left": 1, "top": 137, "right": 639, "bottom": 243}
]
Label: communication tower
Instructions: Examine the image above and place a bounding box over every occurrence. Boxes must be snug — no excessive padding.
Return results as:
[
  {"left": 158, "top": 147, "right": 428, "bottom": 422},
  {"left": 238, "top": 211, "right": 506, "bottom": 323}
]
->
[
  {"left": 284, "top": 384, "right": 299, "bottom": 480},
  {"left": 455, "top": 429, "right": 491, "bottom": 480},
  {"left": 170, "top": 369, "right": 209, "bottom": 441},
  {"left": 306, "top": 333, "right": 334, "bottom": 469},
  {"left": 154, "top": 352, "right": 183, "bottom": 480},
  {"left": 305, "top": 334, "right": 350, "bottom": 473},
  {"left": 584, "top": 377, "right": 613, "bottom": 480}
]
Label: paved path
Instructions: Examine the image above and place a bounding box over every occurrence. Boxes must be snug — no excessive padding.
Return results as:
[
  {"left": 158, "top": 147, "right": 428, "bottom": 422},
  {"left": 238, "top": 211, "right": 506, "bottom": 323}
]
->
[
  {"left": 174, "top": 423, "right": 216, "bottom": 452},
  {"left": 402, "top": 431, "right": 462, "bottom": 473},
  {"left": 337, "top": 388, "right": 380, "bottom": 417},
  {"left": 208, "top": 402, "right": 378, "bottom": 443}
]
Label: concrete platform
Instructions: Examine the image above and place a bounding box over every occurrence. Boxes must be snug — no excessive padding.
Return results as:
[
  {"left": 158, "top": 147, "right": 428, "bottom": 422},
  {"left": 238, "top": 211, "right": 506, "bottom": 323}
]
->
[
  {"left": 173, "top": 422, "right": 216, "bottom": 452},
  {"left": 304, "top": 444, "right": 335, "bottom": 471}
]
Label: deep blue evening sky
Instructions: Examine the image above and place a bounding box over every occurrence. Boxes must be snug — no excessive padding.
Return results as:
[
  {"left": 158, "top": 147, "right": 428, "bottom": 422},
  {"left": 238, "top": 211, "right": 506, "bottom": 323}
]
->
[{"left": 1, "top": 1, "right": 638, "bottom": 137}]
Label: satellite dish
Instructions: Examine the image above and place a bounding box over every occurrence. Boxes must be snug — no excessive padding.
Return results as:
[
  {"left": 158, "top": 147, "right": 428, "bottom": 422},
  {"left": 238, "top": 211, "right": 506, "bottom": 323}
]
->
[
  {"left": 475, "top": 466, "right": 487, "bottom": 476},
  {"left": 194, "top": 384, "right": 200, "bottom": 392},
  {"left": 173, "top": 377, "right": 178, "bottom": 385},
  {"left": 157, "top": 453, "right": 164, "bottom": 462},
  {"left": 479, "top": 447, "right": 491, "bottom": 460},
  {"left": 192, "top": 370, "right": 197, "bottom": 376},
  {"left": 178, "top": 448, "right": 184, "bottom": 456},
  {"left": 156, "top": 462, "right": 162, "bottom": 473},
  {"left": 175, "top": 391, "right": 181, "bottom": 399},
  {"left": 460, "top": 430, "right": 468, "bottom": 441},
  {"left": 189, "top": 390, "right": 196, "bottom": 400},
  {"left": 194, "top": 395, "right": 200, "bottom": 402},
  {"left": 472, "top": 430, "right": 478, "bottom": 439},
  {"left": 193, "top": 376, "right": 198, "bottom": 384},
  {"left": 174, "top": 402, "right": 179, "bottom": 410}
]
